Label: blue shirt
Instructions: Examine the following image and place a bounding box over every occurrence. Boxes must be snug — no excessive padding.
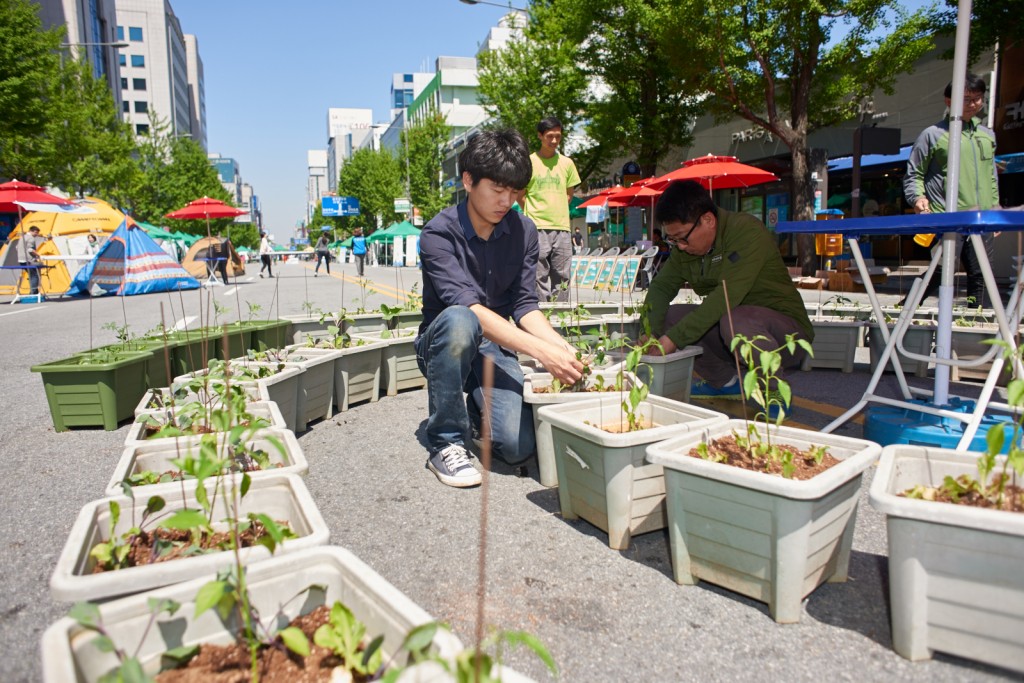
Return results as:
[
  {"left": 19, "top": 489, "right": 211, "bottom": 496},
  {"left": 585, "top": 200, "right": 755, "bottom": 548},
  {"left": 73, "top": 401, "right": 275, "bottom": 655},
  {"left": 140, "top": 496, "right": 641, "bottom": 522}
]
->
[
  {"left": 351, "top": 235, "right": 367, "bottom": 255},
  {"left": 419, "top": 202, "right": 540, "bottom": 332}
]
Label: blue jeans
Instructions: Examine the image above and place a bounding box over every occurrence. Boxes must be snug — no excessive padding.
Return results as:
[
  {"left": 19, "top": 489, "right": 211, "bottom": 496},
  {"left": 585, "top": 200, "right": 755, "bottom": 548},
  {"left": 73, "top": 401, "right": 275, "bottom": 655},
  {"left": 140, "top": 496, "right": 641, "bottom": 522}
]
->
[{"left": 415, "top": 306, "right": 535, "bottom": 464}]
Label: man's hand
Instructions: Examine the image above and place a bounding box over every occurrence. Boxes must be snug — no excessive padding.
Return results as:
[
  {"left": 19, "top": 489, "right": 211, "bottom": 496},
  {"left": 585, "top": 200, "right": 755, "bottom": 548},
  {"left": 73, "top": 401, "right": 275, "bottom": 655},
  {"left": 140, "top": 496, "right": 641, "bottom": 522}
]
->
[
  {"left": 535, "top": 339, "right": 584, "bottom": 385},
  {"left": 642, "top": 335, "right": 678, "bottom": 357},
  {"left": 913, "top": 197, "right": 931, "bottom": 214}
]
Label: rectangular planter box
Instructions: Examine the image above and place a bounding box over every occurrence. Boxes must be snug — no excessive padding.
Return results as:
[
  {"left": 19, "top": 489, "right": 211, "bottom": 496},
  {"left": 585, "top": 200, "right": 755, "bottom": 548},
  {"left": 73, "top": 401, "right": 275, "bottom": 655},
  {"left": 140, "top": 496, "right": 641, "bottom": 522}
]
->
[
  {"left": 32, "top": 351, "right": 152, "bottom": 431},
  {"left": 134, "top": 384, "right": 263, "bottom": 419},
  {"left": 107, "top": 427, "right": 307, "bottom": 497},
  {"left": 166, "top": 329, "right": 217, "bottom": 377},
  {"left": 389, "top": 309, "right": 423, "bottom": 330},
  {"left": 41, "top": 546, "right": 464, "bottom": 682},
  {"left": 647, "top": 420, "right": 881, "bottom": 623},
  {"left": 867, "top": 322, "right": 934, "bottom": 378},
  {"left": 802, "top": 320, "right": 865, "bottom": 373},
  {"left": 198, "top": 325, "right": 250, "bottom": 360},
  {"left": 354, "top": 329, "right": 425, "bottom": 396},
  {"left": 125, "top": 400, "right": 287, "bottom": 447},
  {"left": 175, "top": 362, "right": 304, "bottom": 434},
  {"left": 281, "top": 313, "right": 331, "bottom": 344},
  {"left": 869, "top": 445, "right": 1024, "bottom": 671},
  {"left": 248, "top": 319, "right": 293, "bottom": 352},
  {"left": 279, "top": 346, "right": 345, "bottom": 426},
  {"left": 50, "top": 473, "right": 329, "bottom": 603},
  {"left": 343, "top": 312, "right": 387, "bottom": 335},
  {"left": 950, "top": 324, "right": 1008, "bottom": 384},
  {"left": 523, "top": 370, "right": 641, "bottom": 488},
  {"left": 539, "top": 395, "right": 727, "bottom": 549},
  {"left": 610, "top": 345, "right": 703, "bottom": 403},
  {"left": 541, "top": 301, "right": 621, "bottom": 316},
  {"left": 334, "top": 339, "right": 388, "bottom": 411}
]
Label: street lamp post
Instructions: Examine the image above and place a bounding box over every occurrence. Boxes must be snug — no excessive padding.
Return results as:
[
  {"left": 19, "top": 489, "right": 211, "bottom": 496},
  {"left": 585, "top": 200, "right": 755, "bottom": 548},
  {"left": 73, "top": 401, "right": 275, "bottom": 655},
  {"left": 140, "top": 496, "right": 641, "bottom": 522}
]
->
[{"left": 458, "top": 0, "right": 528, "bottom": 9}]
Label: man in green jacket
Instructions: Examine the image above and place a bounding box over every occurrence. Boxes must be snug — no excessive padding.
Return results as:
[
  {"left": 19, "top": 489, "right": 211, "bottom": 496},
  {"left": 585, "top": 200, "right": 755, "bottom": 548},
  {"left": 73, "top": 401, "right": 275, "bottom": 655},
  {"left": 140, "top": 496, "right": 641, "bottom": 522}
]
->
[
  {"left": 640, "top": 180, "right": 813, "bottom": 402},
  {"left": 903, "top": 73, "right": 1000, "bottom": 306}
]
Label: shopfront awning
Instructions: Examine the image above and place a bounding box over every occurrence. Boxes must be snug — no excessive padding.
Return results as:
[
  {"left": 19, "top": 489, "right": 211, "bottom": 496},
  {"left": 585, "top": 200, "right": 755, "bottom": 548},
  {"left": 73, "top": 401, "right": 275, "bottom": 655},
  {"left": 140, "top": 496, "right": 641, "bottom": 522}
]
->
[
  {"left": 997, "top": 152, "right": 1024, "bottom": 174},
  {"left": 827, "top": 145, "right": 912, "bottom": 172}
]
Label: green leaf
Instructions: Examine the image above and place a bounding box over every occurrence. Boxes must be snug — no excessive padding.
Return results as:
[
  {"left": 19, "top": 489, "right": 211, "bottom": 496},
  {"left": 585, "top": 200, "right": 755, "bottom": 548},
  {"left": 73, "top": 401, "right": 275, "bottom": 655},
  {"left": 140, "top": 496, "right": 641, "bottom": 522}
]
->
[
  {"left": 986, "top": 423, "right": 1005, "bottom": 457},
  {"left": 144, "top": 496, "right": 166, "bottom": 516},
  {"left": 159, "top": 509, "right": 208, "bottom": 531},
  {"left": 401, "top": 622, "right": 439, "bottom": 654},
  {"left": 193, "top": 580, "right": 229, "bottom": 618},
  {"left": 70, "top": 602, "right": 101, "bottom": 629},
  {"left": 119, "top": 657, "right": 148, "bottom": 683},
  {"left": 278, "top": 626, "right": 310, "bottom": 656},
  {"left": 160, "top": 645, "right": 200, "bottom": 670},
  {"left": 240, "top": 472, "right": 251, "bottom": 498},
  {"left": 93, "top": 634, "right": 116, "bottom": 653}
]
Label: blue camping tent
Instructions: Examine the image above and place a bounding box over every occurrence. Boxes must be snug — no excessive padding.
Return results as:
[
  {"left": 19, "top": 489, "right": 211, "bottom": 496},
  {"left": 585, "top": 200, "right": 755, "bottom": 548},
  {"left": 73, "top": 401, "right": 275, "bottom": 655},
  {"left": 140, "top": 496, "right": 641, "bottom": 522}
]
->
[{"left": 66, "top": 216, "right": 200, "bottom": 296}]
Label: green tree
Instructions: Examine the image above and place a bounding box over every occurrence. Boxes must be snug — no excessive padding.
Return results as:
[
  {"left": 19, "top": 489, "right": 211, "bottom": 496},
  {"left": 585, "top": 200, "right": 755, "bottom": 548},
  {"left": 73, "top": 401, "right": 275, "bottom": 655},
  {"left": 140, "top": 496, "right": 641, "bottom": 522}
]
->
[
  {"left": 0, "top": 0, "right": 62, "bottom": 182},
  {"left": 529, "top": 0, "right": 700, "bottom": 179},
  {"left": 44, "top": 57, "right": 138, "bottom": 202},
  {"left": 933, "top": 0, "right": 1024, "bottom": 63},
  {"left": 127, "top": 113, "right": 230, "bottom": 230},
  {"left": 399, "top": 111, "right": 451, "bottom": 223},
  {"left": 654, "top": 0, "right": 934, "bottom": 273},
  {"left": 477, "top": 27, "right": 588, "bottom": 156},
  {"left": 337, "top": 147, "right": 404, "bottom": 232}
]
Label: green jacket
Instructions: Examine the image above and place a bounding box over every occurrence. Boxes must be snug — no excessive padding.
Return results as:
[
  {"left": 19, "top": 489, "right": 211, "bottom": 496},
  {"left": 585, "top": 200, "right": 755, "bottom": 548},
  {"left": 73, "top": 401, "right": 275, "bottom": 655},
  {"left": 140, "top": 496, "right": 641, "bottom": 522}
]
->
[
  {"left": 642, "top": 209, "right": 813, "bottom": 349},
  {"left": 903, "top": 116, "right": 999, "bottom": 212}
]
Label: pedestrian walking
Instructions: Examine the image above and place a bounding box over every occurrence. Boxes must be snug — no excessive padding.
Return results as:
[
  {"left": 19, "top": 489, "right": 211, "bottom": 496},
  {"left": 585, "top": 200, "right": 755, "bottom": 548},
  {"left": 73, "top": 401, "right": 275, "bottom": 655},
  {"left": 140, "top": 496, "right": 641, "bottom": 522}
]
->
[
  {"left": 16, "top": 225, "right": 45, "bottom": 295},
  {"left": 415, "top": 129, "right": 583, "bottom": 488},
  {"left": 518, "top": 116, "right": 581, "bottom": 301},
  {"left": 904, "top": 72, "right": 1000, "bottom": 306},
  {"left": 259, "top": 231, "right": 274, "bottom": 278},
  {"left": 352, "top": 227, "right": 367, "bottom": 277},
  {"left": 314, "top": 230, "right": 331, "bottom": 276}
]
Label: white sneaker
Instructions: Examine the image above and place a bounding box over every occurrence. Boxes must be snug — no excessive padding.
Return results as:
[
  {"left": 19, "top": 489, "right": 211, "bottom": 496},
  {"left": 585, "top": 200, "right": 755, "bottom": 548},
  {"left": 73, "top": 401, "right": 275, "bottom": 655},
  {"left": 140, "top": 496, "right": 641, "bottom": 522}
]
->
[{"left": 427, "top": 444, "right": 481, "bottom": 488}]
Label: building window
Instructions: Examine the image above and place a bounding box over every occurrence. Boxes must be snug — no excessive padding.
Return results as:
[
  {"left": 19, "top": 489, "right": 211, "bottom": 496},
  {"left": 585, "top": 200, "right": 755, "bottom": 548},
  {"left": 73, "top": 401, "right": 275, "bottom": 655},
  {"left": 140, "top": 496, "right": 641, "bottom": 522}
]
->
[
  {"left": 116, "top": 26, "right": 124, "bottom": 40},
  {"left": 133, "top": 78, "right": 146, "bottom": 91},
  {"left": 134, "top": 101, "right": 148, "bottom": 113},
  {"left": 128, "top": 27, "right": 143, "bottom": 41},
  {"left": 120, "top": 77, "right": 128, "bottom": 90},
  {"left": 122, "top": 101, "right": 129, "bottom": 113},
  {"left": 136, "top": 123, "right": 149, "bottom": 135},
  {"left": 119, "top": 54, "right": 126, "bottom": 66},
  {"left": 130, "top": 55, "right": 145, "bottom": 67},
  {"left": 404, "top": 73, "right": 413, "bottom": 83}
]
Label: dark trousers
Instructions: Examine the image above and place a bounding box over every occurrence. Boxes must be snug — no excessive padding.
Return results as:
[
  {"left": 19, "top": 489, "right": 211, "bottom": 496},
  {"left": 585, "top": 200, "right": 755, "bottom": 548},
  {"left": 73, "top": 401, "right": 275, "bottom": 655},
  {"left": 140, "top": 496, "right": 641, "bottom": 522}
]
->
[
  {"left": 918, "top": 233, "right": 995, "bottom": 306},
  {"left": 315, "top": 251, "right": 330, "bottom": 274},
  {"left": 260, "top": 254, "right": 273, "bottom": 277},
  {"left": 663, "top": 304, "right": 810, "bottom": 387}
]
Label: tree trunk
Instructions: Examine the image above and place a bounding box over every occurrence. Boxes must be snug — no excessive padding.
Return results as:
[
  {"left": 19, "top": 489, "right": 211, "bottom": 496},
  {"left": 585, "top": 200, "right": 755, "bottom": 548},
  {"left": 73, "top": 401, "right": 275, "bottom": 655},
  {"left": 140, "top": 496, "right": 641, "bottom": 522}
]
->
[{"left": 790, "top": 141, "right": 817, "bottom": 276}]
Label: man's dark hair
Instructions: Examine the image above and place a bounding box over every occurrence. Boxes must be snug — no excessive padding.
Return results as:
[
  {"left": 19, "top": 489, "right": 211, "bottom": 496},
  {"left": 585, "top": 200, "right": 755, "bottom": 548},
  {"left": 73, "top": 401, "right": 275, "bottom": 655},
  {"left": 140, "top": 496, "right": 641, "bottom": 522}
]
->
[
  {"left": 537, "top": 116, "right": 563, "bottom": 135},
  {"left": 655, "top": 180, "right": 717, "bottom": 225},
  {"left": 459, "top": 129, "right": 532, "bottom": 189},
  {"left": 944, "top": 72, "right": 987, "bottom": 98}
]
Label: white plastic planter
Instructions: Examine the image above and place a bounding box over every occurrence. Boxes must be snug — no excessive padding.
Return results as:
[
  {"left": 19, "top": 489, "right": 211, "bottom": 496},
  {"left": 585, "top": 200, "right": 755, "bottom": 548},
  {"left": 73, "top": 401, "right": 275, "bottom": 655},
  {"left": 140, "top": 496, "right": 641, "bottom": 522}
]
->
[
  {"left": 106, "top": 427, "right": 307, "bottom": 497},
  {"left": 42, "top": 546, "right": 464, "bottom": 683},
  {"left": 523, "top": 370, "right": 640, "bottom": 488},
  {"left": 124, "top": 401, "right": 287, "bottom": 448},
  {"left": 354, "top": 329, "right": 426, "bottom": 396},
  {"left": 174, "top": 363, "right": 304, "bottom": 433},
  {"left": 539, "top": 395, "right": 727, "bottom": 550},
  {"left": 867, "top": 322, "right": 934, "bottom": 379},
  {"left": 281, "top": 313, "right": 332, "bottom": 344},
  {"left": 133, "top": 385, "right": 262, "bottom": 419},
  {"left": 646, "top": 420, "right": 881, "bottom": 623},
  {"left": 50, "top": 473, "right": 329, "bottom": 603},
  {"left": 278, "top": 346, "right": 344, "bottom": 427},
  {"left": 334, "top": 338, "right": 388, "bottom": 411},
  {"left": 610, "top": 345, "right": 703, "bottom": 402},
  {"left": 869, "top": 444, "right": 1024, "bottom": 671},
  {"left": 802, "top": 320, "right": 865, "bottom": 373},
  {"left": 343, "top": 311, "right": 387, "bottom": 335}
]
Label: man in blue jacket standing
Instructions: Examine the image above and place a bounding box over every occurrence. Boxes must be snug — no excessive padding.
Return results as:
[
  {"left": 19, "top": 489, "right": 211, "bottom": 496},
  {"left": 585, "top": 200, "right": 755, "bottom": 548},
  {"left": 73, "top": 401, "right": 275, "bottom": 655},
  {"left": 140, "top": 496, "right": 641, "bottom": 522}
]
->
[
  {"left": 415, "top": 130, "right": 583, "bottom": 488},
  {"left": 351, "top": 226, "right": 367, "bottom": 277}
]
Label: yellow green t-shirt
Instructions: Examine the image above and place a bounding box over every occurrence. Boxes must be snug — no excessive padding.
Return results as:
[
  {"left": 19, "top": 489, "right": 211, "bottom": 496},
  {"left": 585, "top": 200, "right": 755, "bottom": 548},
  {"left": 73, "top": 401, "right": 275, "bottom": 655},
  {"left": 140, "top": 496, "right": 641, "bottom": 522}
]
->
[{"left": 523, "top": 152, "right": 581, "bottom": 231}]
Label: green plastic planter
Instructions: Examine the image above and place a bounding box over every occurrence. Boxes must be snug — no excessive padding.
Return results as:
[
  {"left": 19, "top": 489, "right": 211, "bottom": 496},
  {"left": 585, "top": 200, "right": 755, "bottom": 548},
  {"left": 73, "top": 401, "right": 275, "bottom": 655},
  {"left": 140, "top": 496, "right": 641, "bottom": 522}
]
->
[
  {"left": 353, "top": 329, "right": 425, "bottom": 396},
  {"left": 166, "top": 329, "right": 217, "bottom": 376},
  {"left": 333, "top": 339, "right": 388, "bottom": 411},
  {"left": 248, "top": 319, "right": 293, "bottom": 352},
  {"left": 198, "top": 325, "right": 250, "bottom": 360},
  {"left": 32, "top": 350, "right": 152, "bottom": 431}
]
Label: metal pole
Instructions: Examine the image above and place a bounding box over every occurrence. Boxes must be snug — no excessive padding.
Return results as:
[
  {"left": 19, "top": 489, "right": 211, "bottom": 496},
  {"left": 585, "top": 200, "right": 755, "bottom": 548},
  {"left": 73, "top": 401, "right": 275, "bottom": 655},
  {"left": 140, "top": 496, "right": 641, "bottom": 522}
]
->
[{"left": 932, "top": 0, "right": 973, "bottom": 406}]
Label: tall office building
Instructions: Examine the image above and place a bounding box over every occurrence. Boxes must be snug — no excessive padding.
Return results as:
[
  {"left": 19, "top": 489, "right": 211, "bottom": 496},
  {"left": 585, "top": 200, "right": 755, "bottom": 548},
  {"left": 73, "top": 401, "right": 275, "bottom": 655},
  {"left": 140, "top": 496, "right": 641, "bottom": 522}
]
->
[
  {"left": 114, "top": 0, "right": 204, "bottom": 146},
  {"left": 34, "top": 0, "right": 124, "bottom": 112},
  {"left": 183, "top": 34, "right": 207, "bottom": 150}
]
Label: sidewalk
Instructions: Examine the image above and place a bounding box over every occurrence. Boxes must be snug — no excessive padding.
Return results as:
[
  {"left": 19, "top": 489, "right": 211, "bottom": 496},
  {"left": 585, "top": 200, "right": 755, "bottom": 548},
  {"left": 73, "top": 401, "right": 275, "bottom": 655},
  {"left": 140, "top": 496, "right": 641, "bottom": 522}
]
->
[{"left": 0, "top": 260, "right": 1013, "bottom": 681}]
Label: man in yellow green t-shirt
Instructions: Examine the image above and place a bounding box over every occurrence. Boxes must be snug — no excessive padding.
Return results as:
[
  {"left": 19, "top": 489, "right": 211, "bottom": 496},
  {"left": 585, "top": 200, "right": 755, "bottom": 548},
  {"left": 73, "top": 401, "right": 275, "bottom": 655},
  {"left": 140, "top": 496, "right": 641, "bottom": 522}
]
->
[{"left": 518, "top": 117, "right": 581, "bottom": 301}]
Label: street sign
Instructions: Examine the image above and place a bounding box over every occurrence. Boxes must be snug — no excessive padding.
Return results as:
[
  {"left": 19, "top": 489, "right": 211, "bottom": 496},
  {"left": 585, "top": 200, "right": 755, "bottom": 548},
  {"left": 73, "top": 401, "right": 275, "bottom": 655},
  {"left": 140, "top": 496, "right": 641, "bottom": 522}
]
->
[
  {"left": 394, "top": 198, "right": 411, "bottom": 213},
  {"left": 322, "top": 196, "right": 360, "bottom": 217}
]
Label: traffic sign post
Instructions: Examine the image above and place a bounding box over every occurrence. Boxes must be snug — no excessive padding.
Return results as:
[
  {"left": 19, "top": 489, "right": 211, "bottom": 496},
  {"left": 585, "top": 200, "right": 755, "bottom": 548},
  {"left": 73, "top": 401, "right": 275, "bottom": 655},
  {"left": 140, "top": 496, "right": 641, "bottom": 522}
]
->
[
  {"left": 394, "top": 198, "right": 411, "bottom": 214},
  {"left": 322, "top": 196, "right": 360, "bottom": 217}
]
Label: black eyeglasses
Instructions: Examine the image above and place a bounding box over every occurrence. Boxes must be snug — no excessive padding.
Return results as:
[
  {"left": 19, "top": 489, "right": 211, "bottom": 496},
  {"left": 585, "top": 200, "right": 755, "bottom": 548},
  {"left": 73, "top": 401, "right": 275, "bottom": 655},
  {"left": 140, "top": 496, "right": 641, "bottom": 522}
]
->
[{"left": 664, "top": 215, "right": 703, "bottom": 248}]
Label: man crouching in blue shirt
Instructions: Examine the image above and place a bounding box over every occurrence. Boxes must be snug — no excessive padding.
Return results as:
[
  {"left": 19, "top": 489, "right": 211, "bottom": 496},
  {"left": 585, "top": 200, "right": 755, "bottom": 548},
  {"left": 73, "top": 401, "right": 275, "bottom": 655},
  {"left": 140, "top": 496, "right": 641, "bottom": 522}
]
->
[{"left": 415, "top": 129, "right": 584, "bottom": 488}]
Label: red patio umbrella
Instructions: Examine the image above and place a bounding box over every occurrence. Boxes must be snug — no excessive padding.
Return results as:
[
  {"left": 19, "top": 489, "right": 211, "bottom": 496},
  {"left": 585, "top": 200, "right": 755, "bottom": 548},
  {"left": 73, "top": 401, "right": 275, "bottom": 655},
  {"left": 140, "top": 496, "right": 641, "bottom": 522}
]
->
[
  {"left": 650, "top": 154, "right": 778, "bottom": 192},
  {"left": 165, "top": 197, "right": 247, "bottom": 240},
  {"left": 0, "top": 180, "right": 73, "bottom": 214}
]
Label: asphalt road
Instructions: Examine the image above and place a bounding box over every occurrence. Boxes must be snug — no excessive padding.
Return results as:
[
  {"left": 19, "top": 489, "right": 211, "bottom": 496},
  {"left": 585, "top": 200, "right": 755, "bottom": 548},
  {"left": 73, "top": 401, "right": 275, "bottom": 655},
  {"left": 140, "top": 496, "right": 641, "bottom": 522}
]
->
[{"left": 0, "top": 258, "right": 1015, "bottom": 681}]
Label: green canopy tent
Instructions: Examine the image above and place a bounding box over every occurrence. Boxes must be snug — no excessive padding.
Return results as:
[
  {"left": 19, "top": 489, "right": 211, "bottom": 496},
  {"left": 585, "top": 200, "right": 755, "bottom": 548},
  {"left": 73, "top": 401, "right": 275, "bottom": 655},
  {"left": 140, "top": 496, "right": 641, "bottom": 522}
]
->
[
  {"left": 330, "top": 237, "right": 352, "bottom": 249},
  {"left": 569, "top": 196, "right": 586, "bottom": 219},
  {"left": 172, "top": 230, "right": 200, "bottom": 246},
  {"left": 137, "top": 221, "right": 175, "bottom": 240},
  {"left": 366, "top": 221, "right": 421, "bottom": 266}
]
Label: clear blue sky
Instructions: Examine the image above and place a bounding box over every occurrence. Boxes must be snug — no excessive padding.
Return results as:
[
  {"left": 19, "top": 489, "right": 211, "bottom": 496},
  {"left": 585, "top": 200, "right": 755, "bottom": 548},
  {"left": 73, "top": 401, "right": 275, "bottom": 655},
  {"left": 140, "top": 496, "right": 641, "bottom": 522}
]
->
[{"left": 171, "top": 0, "right": 518, "bottom": 237}]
